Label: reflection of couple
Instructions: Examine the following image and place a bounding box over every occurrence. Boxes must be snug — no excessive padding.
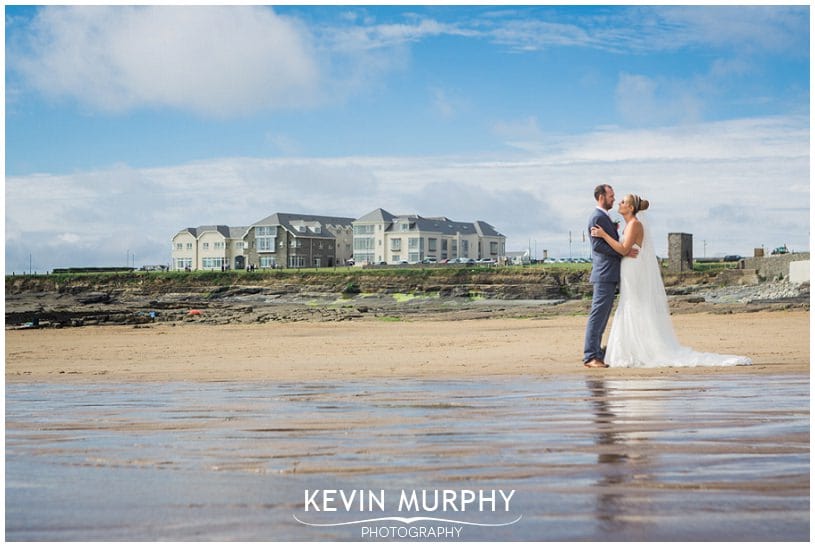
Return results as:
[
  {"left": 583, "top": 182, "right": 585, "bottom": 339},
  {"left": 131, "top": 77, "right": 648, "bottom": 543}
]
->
[{"left": 583, "top": 184, "right": 752, "bottom": 368}]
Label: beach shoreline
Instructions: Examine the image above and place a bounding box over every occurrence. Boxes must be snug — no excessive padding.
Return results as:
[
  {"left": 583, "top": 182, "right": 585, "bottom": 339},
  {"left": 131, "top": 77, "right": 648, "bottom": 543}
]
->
[{"left": 6, "top": 310, "right": 809, "bottom": 383}]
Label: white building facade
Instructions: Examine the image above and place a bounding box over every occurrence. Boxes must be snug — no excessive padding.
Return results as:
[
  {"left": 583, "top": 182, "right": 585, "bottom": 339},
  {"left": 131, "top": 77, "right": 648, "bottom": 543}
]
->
[
  {"left": 171, "top": 225, "right": 247, "bottom": 271},
  {"left": 171, "top": 209, "right": 505, "bottom": 270},
  {"left": 352, "top": 208, "right": 506, "bottom": 265}
]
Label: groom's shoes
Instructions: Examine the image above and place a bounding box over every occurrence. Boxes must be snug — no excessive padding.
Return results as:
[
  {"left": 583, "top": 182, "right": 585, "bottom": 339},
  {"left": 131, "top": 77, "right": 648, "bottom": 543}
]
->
[{"left": 584, "top": 358, "right": 609, "bottom": 369}]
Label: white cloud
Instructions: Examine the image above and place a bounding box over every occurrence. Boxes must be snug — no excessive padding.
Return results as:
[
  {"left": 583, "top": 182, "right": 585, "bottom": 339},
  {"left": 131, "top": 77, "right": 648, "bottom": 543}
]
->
[
  {"left": 8, "top": 6, "right": 806, "bottom": 121},
  {"left": 655, "top": 6, "right": 809, "bottom": 55},
  {"left": 488, "top": 19, "right": 593, "bottom": 51},
  {"left": 615, "top": 72, "right": 705, "bottom": 127},
  {"left": 478, "top": 6, "right": 807, "bottom": 56},
  {"left": 5, "top": 115, "right": 808, "bottom": 271},
  {"left": 12, "top": 6, "right": 321, "bottom": 117},
  {"left": 493, "top": 116, "right": 544, "bottom": 142}
]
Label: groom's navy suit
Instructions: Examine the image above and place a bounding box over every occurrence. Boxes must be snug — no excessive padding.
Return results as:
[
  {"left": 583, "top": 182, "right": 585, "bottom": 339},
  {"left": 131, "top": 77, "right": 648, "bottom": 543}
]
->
[{"left": 583, "top": 207, "right": 621, "bottom": 364}]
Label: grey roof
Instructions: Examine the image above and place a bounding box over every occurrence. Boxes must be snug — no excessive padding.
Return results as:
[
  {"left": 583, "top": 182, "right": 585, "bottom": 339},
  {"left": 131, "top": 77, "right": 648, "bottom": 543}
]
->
[
  {"left": 176, "top": 225, "right": 248, "bottom": 239},
  {"left": 248, "top": 212, "right": 355, "bottom": 239},
  {"left": 175, "top": 210, "right": 503, "bottom": 242},
  {"left": 356, "top": 208, "right": 397, "bottom": 223},
  {"left": 228, "top": 226, "right": 248, "bottom": 239},
  {"left": 474, "top": 220, "right": 504, "bottom": 238},
  {"left": 363, "top": 211, "right": 505, "bottom": 238}
]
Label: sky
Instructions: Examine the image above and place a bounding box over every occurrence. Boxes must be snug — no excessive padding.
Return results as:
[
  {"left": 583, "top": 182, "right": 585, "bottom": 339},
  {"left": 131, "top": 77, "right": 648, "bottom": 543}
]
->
[{"left": 4, "top": 4, "right": 810, "bottom": 273}]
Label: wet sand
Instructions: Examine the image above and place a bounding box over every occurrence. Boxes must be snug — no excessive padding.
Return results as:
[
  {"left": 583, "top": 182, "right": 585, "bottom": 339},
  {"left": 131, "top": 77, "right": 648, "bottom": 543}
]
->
[
  {"left": 5, "top": 310, "right": 809, "bottom": 382},
  {"left": 6, "top": 375, "right": 809, "bottom": 540},
  {"left": 5, "top": 310, "right": 810, "bottom": 540}
]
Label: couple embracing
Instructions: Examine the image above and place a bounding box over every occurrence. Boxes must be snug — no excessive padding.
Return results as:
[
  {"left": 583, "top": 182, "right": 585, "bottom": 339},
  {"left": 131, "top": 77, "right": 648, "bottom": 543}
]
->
[{"left": 583, "top": 184, "right": 751, "bottom": 369}]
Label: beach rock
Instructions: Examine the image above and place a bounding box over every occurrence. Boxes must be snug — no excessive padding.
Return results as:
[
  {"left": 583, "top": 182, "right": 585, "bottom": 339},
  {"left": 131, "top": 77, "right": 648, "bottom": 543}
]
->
[{"left": 77, "top": 292, "right": 112, "bottom": 304}]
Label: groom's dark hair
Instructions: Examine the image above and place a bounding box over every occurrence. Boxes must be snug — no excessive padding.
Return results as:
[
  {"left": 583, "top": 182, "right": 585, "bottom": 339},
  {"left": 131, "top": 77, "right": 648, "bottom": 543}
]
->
[{"left": 594, "top": 184, "right": 611, "bottom": 200}]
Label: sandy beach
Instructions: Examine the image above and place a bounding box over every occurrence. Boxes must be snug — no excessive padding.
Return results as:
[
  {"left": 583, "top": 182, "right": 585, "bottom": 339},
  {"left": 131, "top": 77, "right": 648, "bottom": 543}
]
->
[
  {"left": 5, "top": 310, "right": 809, "bottom": 382},
  {"left": 6, "top": 309, "right": 810, "bottom": 541}
]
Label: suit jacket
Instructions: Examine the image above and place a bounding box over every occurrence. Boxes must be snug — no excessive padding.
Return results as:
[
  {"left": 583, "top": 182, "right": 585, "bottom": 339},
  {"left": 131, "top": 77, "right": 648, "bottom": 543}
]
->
[{"left": 588, "top": 208, "right": 621, "bottom": 284}]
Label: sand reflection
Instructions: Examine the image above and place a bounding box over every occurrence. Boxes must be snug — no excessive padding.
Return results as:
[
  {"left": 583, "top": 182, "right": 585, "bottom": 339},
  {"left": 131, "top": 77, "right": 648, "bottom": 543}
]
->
[{"left": 587, "top": 379, "right": 660, "bottom": 538}]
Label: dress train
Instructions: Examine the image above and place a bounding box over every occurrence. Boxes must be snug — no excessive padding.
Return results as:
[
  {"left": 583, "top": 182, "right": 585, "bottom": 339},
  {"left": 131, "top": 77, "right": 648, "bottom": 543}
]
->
[{"left": 605, "top": 214, "right": 751, "bottom": 368}]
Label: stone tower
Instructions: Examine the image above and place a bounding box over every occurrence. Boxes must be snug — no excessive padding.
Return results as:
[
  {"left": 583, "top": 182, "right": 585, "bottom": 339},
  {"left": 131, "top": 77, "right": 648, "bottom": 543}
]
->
[{"left": 668, "top": 233, "right": 693, "bottom": 273}]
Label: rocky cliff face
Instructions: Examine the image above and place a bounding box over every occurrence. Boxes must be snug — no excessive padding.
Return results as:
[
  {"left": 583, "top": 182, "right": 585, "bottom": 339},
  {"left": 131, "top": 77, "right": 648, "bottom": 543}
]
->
[{"left": 6, "top": 267, "right": 764, "bottom": 328}]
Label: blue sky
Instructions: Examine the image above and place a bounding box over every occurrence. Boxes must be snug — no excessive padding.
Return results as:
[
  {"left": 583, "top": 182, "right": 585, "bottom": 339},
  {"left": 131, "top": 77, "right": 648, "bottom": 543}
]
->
[{"left": 4, "top": 4, "right": 810, "bottom": 272}]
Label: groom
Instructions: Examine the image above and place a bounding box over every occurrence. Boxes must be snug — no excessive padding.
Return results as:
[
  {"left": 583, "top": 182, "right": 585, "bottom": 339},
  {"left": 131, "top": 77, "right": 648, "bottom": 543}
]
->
[{"left": 583, "top": 184, "right": 636, "bottom": 368}]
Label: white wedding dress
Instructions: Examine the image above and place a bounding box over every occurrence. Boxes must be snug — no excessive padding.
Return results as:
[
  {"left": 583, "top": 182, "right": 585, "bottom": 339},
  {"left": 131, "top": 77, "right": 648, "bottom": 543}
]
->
[{"left": 606, "top": 214, "right": 752, "bottom": 368}]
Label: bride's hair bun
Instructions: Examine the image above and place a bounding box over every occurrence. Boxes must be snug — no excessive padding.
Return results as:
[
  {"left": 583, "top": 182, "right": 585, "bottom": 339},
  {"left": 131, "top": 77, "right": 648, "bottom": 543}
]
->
[{"left": 627, "top": 194, "right": 650, "bottom": 213}]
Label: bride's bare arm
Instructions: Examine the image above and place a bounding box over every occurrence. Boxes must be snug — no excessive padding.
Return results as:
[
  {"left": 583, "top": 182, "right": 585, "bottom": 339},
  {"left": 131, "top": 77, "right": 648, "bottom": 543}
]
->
[{"left": 591, "top": 222, "right": 642, "bottom": 257}]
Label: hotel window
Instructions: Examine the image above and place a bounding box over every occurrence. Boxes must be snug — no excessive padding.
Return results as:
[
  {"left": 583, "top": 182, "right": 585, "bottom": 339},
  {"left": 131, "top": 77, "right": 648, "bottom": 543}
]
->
[
  {"left": 186, "top": 243, "right": 193, "bottom": 250},
  {"left": 390, "top": 239, "right": 402, "bottom": 251},
  {"left": 354, "top": 224, "right": 374, "bottom": 235},
  {"left": 256, "top": 227, "right": 276, "bottom": 252},
  {"left": 391, "top": 255, "right": 401, "bottom": 263},
  {"left": 257, "top": 236, "right": 276, "bottom": 252},
  {"left": 214, "top": 242, "right": 224, "bottom": 250},
  {"left": 354, "top": 237, "right": 374, "bottom": 251},
  {"left": 462, "top": 240, "right": 469, "bottom": 256},
  {"left": 288, "top": 256, "right": 306, "bottom": 268},
  {"left": 236, "top": 241, "right": 245, "bottom": 249},
  {"left": 203, "top": 242, "right": 209, "bottom": 250},
  {"left": 176, "top": 243, "right": 183, "bottom": 250},
  {"left": 428, "top": 238, "right": 437, "bottom": 253},
  {"left": 490, "top": 241, "right": 498, "bottom": 255},
  {"left": 408, "top": 238, "right": 420, "bottom": 250},
  {"left": 259, "top": 256, "right": 276, "bottom": 268}
]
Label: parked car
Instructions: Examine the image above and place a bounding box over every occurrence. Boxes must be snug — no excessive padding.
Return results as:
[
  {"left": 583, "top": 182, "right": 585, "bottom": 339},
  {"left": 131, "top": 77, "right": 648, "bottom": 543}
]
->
[
  {"left": 454, "top": 257, "right": 475, "bottom": 265},
  {"left": 723, "top": 255, "right": 742, "bottom": 262},
  {"left": 476, "top": 258, "right": 496, "bottom": 265},
  {"left": 421, "top": 257, "right": 438, "bottom": 264}
]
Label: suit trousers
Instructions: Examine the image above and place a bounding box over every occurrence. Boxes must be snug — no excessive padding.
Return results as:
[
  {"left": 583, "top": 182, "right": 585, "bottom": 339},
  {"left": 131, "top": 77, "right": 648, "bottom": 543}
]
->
[{"left": 583, "top": 281, "right": 617, "bottom": 363}]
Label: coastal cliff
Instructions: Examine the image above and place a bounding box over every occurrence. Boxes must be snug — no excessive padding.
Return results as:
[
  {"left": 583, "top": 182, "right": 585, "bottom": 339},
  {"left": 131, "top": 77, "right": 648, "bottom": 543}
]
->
[{"left": 5, "top": 267, "right": 806, "bottom": 328}]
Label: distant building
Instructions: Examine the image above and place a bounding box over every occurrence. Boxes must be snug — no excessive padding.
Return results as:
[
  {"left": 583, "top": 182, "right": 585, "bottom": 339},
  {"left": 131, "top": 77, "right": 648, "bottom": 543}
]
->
[
  {"left": 352, "top": 208, "right": 506, "bottom": 265},
  {"left": 668, "top": 233, "right": 693, "bottom": 273},
  {"left": 171, "top": 225, "right": 247, "bottom": 271},
  {"left": 242, "top": 212, "right": 354, "bottom": 269},
  {"left": 172, "top": 209, "right": 505, "bottom": 271},
  {"left": 505, "top": 250, "right": 530, "bottom": 265}
]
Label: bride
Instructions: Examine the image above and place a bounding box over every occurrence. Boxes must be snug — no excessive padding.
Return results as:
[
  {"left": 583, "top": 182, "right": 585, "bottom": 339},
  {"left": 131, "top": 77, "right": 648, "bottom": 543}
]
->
[{"left": 590, "top": 194, "right": 751, "bottom": 367}]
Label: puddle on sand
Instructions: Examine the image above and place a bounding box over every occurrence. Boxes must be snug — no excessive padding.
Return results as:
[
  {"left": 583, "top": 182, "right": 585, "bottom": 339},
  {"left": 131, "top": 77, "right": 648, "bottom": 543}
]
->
[{"left": 6, "top": 374, "right": 809, "bottom": 541}]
